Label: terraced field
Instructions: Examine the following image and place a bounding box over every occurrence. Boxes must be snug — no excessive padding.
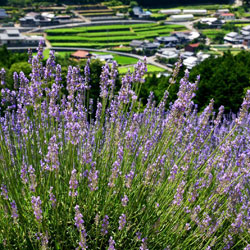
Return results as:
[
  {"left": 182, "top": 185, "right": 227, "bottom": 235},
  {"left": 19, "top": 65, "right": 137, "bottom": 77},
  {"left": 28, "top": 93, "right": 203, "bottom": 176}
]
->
[{"left": 46, "top": 23, "right": 186, "bottom": 49}]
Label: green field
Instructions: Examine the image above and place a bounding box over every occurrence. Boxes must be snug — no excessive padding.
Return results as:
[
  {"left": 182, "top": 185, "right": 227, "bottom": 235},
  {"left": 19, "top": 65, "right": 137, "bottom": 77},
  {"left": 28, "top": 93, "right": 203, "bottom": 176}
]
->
[
  {"left": 51, "top": 42, "right": 131, "bottom": 48},
  {"left": 118, "top": 65, "right": 165, "bottom": 75},
  {"left": 36, "top": 49, "right": 139, "bottom": 66},
  {"left": 201, "top": 29, "right": 228, "bottom": 40},
  {"left": 47, "top": 23, "right": 185, "bottom": 49}
]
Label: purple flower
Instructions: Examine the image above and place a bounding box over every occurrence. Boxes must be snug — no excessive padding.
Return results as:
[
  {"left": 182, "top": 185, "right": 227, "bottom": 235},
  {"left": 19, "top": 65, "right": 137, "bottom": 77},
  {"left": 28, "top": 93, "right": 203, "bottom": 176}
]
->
[
  {"left": 0, "top": 184, "right": 8, "bottom": 200},
  {"left": 140, "top": 238, "right": 149, "bottom": 250},
  {"left": 49, "top": 187, "right": 56, "bottom": 208},
  {"left": 121, "top": 194, "right": 129, "bottom": 207},
  {"left": 10, "top": 200, "right": 18, "bottom": 221},
  {"left": 31, "top": 196, "right": 43, "bottom": 223},
  {"left": 28, "top": 166, "right": 37, "bottom": 192},
  {"left": 74, "top": 206, "right": 88, "bottom": 249},
  {"left": 69, "top": 169, "right": 78, "bottom": 197},
  {"left": 41, "top": 135, "right": 59, "bottom": 171},
  {"left": 118, "top": 213, "right": 126, "bottom": 230},
  {"left": 101, "top": 215, "right": 109, "bottom": 235},
  {"left": 88, "top": 167, "right": 99, "bottom": 191},
  {"left": 108, "top": 236, "right": 116, "bottom": 250}
]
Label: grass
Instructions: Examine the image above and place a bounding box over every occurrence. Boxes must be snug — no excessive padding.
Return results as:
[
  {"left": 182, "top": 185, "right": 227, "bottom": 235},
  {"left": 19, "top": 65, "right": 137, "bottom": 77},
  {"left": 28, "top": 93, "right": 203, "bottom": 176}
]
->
[
  {"left": 201, "top": 29, "right": 228, "bottom": 39},
  {"left": 37, "top": 49, "right": 138, "bottom": 66},
  {"left": 118, "top": 64, "right": 165, "bottom": 74}
]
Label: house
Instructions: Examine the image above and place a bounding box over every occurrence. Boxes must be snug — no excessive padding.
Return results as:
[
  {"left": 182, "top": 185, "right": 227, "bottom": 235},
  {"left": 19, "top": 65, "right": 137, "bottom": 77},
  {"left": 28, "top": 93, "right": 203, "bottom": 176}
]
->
[
  {"left": 130, "top": 40, "right": 160, "bottom": 50},
  {"left": 143, "top": 42, "right": 160, "bottom": 50},
  {"left": 170, "top": 14, "right": 194, "bottom": 22},
  {"left": 183, "top": 9, "right": 207, "bottom": 16},
  {"left": 224, "top": 32, "right": 243, "bottom": 44},
  {"left": 0, "top": 9, "right": 8, "bottom": 19},
  {"left": 155, "top": 36, "right": 179, "bottom": 47},
  {"left": 217, "top": 9, "right": 230, "bottom": 14},
  {"left": 19, "top": 12, "right": 59, "bottom": 27},
  {"left": 200, "top": 18, "right": 225, "bottom": 28},
  {"left": 157, "top": 49, "right": 179, "bottom": 59},
  {"left": 183, "top": 56, "right": 199, "bottom": 69},
  {"left": 188, "top": 31, "right": 200, "bottom": 41},
  {"left": 172, "top": 32, "right": 190, "bottom": 44},
  {"left": 71, "top": 50, "right": 92, "bottom": 60},
  {"left": 0, "top": 29, "right": 43, "bottom": 47},
  {"left": 220, "top": 13, "right": 235, "bottom": 21},
  {"left": 241, "top": 25, "right": 250, "bottom": 36},
  {"left": 93, "top": 54, "right": 114, "bottom": 63},
  {"left": 180, "top": 51, "right": 194, "bottom": 59},
  {"left": 197, "top": 51, "right": 210, "bottom": 62},
  {"left": 132, "top": 7, "right": 151, "bottom": 19},
  {"left": 185, "top": 43, "right": 200, "bottom": 52},
  {"left": 159, "top": 9, "right": 181, "bottom": 15},
  {"left": 130, "top": 40, "right": 145, "bottom": 48}
]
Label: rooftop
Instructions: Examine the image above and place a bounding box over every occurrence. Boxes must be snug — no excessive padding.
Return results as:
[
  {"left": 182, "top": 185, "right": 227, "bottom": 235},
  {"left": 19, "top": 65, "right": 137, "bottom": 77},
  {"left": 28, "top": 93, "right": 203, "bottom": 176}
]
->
[
  {"left": 71, "top": 50, "right": 92, "bottom": 59},
  {"left": 187, "top": 43, "right": 200, "bottom": 48},
  {"left": 221, "top": 13, "right": 235, "bottom": 16}
]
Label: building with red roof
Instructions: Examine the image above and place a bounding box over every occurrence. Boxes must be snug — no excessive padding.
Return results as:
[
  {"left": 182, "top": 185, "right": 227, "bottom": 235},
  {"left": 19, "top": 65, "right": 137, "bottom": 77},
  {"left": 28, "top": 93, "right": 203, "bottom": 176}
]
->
[
  {"left": 185, "top": 43, "right": 200, "bottom": 52},
  {"left": 220, "top": 13, "right": 235, "bottom": 20},
  {"left": 71, "top": 50, "right": 92, "bottom": 60}
]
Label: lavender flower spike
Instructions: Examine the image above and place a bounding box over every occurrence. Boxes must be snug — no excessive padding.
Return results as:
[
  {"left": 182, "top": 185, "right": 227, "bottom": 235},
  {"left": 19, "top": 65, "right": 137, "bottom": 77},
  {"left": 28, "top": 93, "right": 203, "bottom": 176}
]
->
[{"left": 31, "top": 196, "right": 43, "bottom": 223}]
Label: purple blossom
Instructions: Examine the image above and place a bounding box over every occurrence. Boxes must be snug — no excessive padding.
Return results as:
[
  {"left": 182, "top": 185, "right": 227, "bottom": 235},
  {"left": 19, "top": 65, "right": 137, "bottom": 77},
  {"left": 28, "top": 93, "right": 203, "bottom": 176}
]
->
[
  {"left": 10, "top": 200, "right": 18, "bottom": 221},
  {"left": 69, "top": 169, "right": 78, "bottom": 197},
  {"left": 121, "top": 194, "right": 129, "bottom": 207},
  {"left": 118, "top": 213, "right": 126, "bottom": 230},
  {"left": 49, "top": 187, "right": 56, "bottom": 208},
  {"left": 0, "top": 184, "right": 8, "bottom": 200},
  {"left": 31, "top": 196, "right": 43, "bottom": 223},
  {"left": 140, "top": 238, "right": 149, "bottom": 250},
  {"left": 108, "top": 236, "right": 116, "bottom": 250},
  {"left": 74, "top": 205, "right": 88, "bottom": 250},
  {"left": 101, "top": 215, "right": 109, "bottom": 235}
]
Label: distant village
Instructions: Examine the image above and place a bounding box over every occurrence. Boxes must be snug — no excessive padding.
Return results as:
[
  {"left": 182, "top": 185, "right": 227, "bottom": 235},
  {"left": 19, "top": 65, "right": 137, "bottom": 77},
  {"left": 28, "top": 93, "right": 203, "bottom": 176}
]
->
[{"left": 0, "top": 2, "right": 249, "bottom": 71}]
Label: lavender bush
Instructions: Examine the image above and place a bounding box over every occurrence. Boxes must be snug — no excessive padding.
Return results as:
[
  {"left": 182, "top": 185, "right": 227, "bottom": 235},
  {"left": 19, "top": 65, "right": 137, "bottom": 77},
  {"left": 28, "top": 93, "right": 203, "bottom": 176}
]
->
[{"left": 0, "top": 41, "right": 250, "bottom": 250}]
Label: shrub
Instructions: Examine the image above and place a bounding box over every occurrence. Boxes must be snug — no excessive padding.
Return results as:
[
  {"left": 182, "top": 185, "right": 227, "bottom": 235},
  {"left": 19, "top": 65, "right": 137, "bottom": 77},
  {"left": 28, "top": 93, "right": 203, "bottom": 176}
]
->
[{"left": 0, "top": 42, "right": 250, "bottom": 249}]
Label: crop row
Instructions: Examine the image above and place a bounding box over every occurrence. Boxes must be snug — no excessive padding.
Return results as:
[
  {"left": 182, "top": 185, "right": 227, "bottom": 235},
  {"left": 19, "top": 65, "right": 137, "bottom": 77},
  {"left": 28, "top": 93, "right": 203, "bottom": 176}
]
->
[
  {"left": 47, "top": 35, "right": 149, "bottom": 43},
  {"left": 77, "top": 31, "right": 136, "bottom": 37},
  {"left": 51, "top": 42, "right": 130, "bottom": 48},
  {"left": 46, "top": 23, "right": 157, "bottom": 35}
]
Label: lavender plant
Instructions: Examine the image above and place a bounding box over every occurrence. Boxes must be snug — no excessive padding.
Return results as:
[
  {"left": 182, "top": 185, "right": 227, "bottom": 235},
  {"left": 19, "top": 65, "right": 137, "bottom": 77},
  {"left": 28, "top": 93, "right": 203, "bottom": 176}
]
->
[{"left": 0, "top": 41, "right": 250, "bottom": 250}]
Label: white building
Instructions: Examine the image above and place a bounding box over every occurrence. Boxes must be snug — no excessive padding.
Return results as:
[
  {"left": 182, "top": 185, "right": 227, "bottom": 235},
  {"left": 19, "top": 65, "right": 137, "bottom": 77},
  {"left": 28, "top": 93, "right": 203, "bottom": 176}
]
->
[
  {"left": 188, "top": 31, "right": 200, "bottom": 41},
  {"left": 183, "top": 9, "right": 207, "bottom": 15},
  {"left": 93, "top": 54, "right": 114, "bottom": 63},
  {"left": 157, "top": 50, "right": 179, "bottom": 59},
  {"left": 0, "top": 29, "right": 43, "bottom": 47},
  {"left": 224, "top": 32, "right": 243, "bottom": 44},
  {"left": 170, "top": 14, "right": 194, "bottom": 22},
  {"left": 183, "top": 56, "right": 199, "bottom": 69},
  {"left": 217, "top": 9, "right": 230, "bottom": 14},
  {"left": 159, "top": 9, "right": 181, "bottom": 15},
  {"left": 200, "top": 17, "right": 218, "bottom": 24},
  {"left": 197, "top": 52, "right": 210, "bottom": 62}
]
